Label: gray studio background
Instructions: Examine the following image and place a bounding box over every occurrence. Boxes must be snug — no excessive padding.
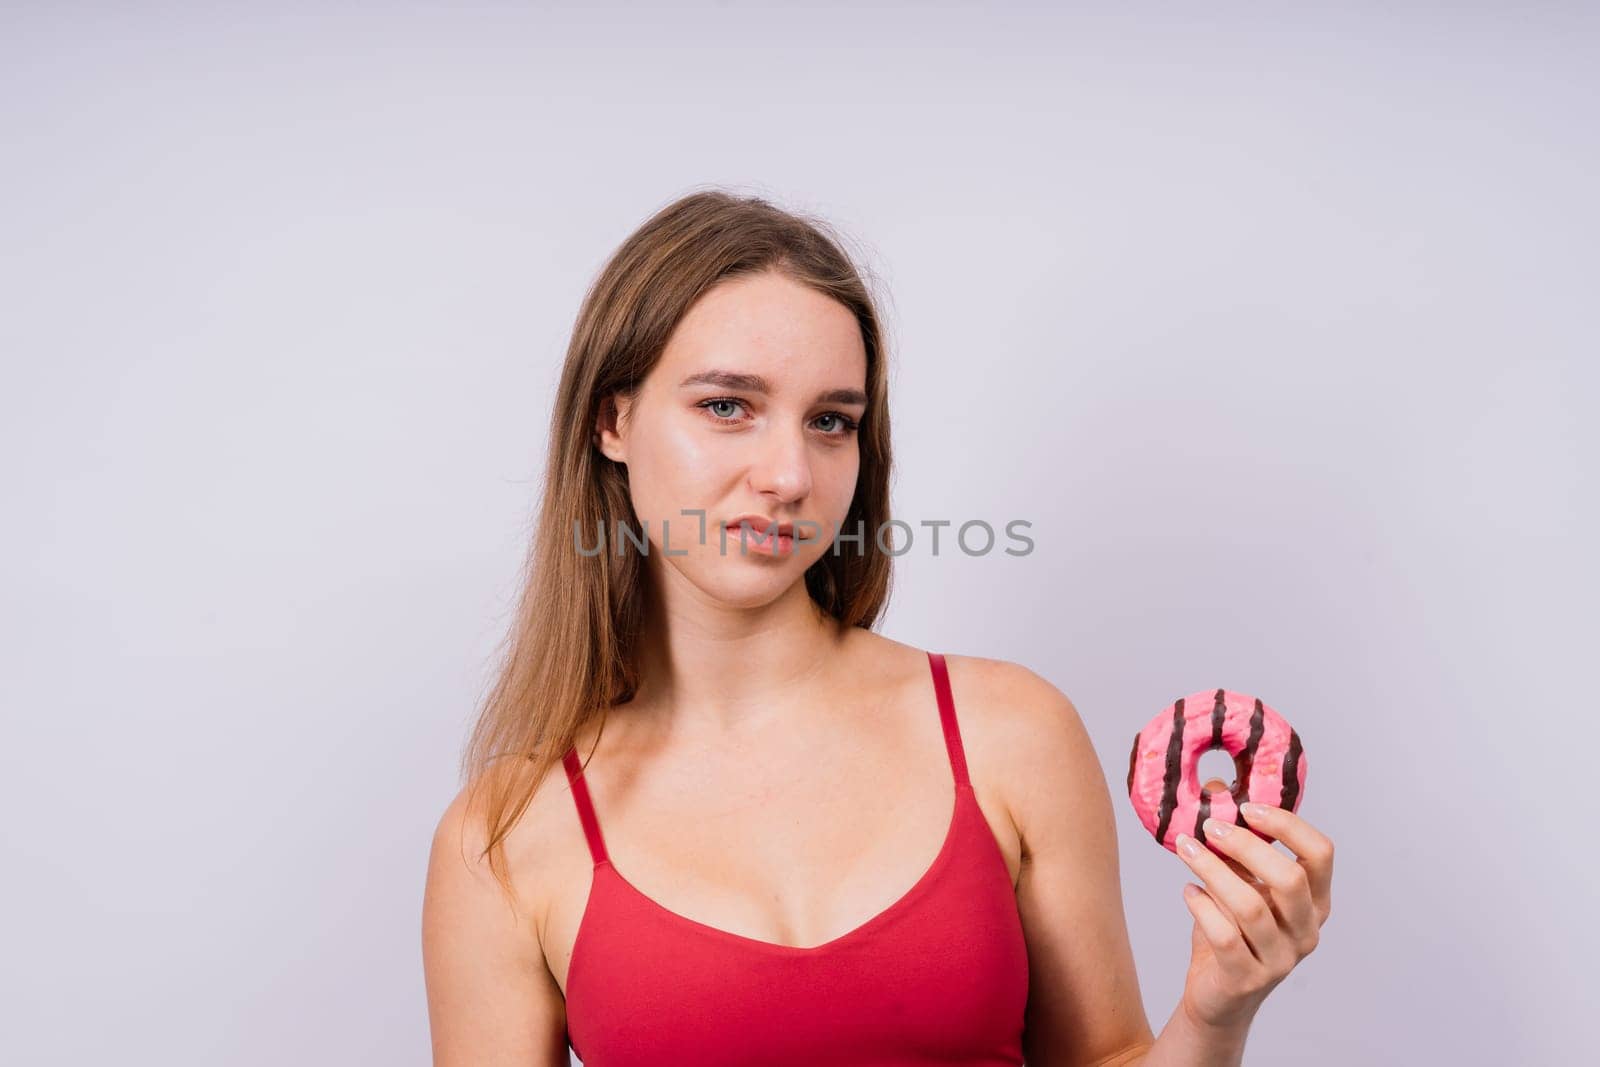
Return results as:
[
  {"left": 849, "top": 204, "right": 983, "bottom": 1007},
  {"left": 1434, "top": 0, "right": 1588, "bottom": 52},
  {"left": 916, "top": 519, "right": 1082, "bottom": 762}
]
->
[{"left": 3, "top": 3, "right": 1594, "bottom": 1064}]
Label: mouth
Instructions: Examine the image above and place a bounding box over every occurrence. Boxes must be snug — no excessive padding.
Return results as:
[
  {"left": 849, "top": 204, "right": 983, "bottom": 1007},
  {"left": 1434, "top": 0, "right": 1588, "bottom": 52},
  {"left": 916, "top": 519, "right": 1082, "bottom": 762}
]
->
[{"left": 723, "top": 516, "right": 810, "bottom": 555}]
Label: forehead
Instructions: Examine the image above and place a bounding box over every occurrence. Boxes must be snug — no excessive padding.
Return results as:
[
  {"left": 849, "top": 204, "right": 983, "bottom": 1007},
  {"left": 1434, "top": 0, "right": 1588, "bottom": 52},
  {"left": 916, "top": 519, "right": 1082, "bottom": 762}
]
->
[{"left": 656, "top": 271, "right": 866, "bottom": 386}]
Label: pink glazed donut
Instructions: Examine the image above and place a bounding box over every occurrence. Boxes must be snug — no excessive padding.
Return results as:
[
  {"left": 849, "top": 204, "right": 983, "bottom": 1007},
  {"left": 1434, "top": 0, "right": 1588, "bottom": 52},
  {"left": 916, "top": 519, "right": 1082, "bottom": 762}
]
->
[{"left": 1126, "top": 688, "right": 1306, "bottom": 853}]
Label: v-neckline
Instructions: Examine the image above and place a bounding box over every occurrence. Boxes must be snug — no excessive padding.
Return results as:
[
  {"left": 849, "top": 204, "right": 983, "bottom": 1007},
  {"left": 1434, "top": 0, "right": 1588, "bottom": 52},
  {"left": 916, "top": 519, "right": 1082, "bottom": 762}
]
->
[{"left": 574, "top": 780, "right": 971, "bottom": 961}]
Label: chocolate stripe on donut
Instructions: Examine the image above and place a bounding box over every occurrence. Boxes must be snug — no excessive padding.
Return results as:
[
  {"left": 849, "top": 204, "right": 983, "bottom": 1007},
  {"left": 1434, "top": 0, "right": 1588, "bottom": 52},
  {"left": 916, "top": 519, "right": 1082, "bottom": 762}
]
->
[
  {"left": 1279, "top": 729, "right": 1303, "bottom": 810},
  {"left": 1153, "top": 699, "right": 1186, "bottom": 847},
  {"left": 1196, "top": 690, "right": 1224, "bottom": 844},
  {"left": 1232, "top": 698, "right": 1266, "bottom": 826},
  {"left": 1126, "top": 734, "right": 1139, "bottom": 796}
]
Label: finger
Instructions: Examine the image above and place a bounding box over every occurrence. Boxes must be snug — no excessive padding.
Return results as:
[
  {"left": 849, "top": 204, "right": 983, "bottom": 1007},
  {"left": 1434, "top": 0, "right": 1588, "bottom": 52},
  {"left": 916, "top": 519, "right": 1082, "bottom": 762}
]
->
[
  {"left": 1175, "top": 832, "right": 1282, "bottom": 963},
  {"left": 1241, "top": 803, "right": 1335, "bottom": 925},
  {"left": 1215, "top": 853, "right": 1274, "bottom": 912},
  {"left": 1182, "top": 881, "right": 1261, "bottom": 982},
  {"left": 1199, "top": 817, "right": 1319, "bottom": 952},
  {"left": 1199, "top": 785, "right": 1269, "bottom": 887},
  {"left": 1218, "top": 852, "right": 1266, "bottom": 888}
]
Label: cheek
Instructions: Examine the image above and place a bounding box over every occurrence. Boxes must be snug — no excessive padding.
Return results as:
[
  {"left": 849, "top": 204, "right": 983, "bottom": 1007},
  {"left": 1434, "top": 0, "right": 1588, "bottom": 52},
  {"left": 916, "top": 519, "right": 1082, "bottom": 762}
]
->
[
  {"left": 821, "top": 451, "right": 861, "bottom": 511},
  {"left": 626, "top": 418, "right": 723, "bottom": 519}
]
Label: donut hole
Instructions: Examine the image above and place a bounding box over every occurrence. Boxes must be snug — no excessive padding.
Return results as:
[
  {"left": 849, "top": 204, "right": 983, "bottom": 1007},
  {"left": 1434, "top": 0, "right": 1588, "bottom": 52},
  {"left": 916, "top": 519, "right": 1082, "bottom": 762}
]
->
[{"left": 1198, "top": 748, "right": 1238, "bottom": 794}]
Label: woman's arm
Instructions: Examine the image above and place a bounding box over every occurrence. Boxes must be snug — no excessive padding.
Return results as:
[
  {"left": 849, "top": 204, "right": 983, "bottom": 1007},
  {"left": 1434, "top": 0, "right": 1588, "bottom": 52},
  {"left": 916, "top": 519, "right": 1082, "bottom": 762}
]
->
[
  {"left": 998, "top": 659, "right": 1337, "bottom": 1067},
  {"left": 987, "top": 663, "right": 1157, "bottom": 1065},
  {"left": 422, "top": 788, "right": 569, "bottom": 1067},
  {"left": 991, "top": 663, "right": 1259, "bottom": 1065},
  {"left": 996, "top": 661, "right": 1328, "bottom": 1066}
]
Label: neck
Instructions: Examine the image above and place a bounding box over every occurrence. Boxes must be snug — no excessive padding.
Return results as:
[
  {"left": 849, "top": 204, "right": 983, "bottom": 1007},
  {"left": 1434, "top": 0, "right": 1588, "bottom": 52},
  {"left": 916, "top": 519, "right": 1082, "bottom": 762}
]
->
[{"left": 633, "top": 567, "right": 850, "bottom": 738}]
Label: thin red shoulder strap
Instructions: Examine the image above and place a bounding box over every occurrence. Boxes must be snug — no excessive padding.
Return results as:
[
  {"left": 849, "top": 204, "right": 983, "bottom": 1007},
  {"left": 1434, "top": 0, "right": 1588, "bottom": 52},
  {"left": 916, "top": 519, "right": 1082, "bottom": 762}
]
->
[
  {"left": 926, "top": 651, "right": 971, "bottom": 788},
  {"left": 561, "top": 745, "right": 610, "bottom": 866}
]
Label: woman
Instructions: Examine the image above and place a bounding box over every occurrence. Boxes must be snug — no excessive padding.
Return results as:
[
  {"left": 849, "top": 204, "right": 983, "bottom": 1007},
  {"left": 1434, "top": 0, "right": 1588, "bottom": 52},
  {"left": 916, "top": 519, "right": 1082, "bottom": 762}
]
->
[{"left": 422, "top": 189, "right": 1334, "bottom": 1065}]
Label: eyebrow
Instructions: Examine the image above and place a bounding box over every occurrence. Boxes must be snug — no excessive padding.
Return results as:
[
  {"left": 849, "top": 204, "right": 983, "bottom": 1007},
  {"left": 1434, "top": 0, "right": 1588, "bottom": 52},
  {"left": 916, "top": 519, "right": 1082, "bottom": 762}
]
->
[{"left": 677, "top": 369, "right": 868, "bottom": 408}]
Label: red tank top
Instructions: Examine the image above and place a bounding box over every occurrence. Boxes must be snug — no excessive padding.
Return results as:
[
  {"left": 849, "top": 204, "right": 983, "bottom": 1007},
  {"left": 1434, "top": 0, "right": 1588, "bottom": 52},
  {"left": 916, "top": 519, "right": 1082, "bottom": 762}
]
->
[{"left": 559, "top": 651, "right": 1030, "bottom": 1065}]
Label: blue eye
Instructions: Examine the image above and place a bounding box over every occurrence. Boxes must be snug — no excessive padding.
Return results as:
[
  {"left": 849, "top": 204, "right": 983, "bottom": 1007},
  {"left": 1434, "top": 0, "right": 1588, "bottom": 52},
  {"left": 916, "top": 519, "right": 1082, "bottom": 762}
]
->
[{"left": 695, "top": 397, "right": 859, "bottom": 437}]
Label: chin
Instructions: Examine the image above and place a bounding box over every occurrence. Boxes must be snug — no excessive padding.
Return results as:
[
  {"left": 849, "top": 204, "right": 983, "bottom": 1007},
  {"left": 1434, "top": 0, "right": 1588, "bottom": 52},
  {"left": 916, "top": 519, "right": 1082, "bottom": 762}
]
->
[{"left": 697, "top": 568, "right": 802, "bottom": 609}]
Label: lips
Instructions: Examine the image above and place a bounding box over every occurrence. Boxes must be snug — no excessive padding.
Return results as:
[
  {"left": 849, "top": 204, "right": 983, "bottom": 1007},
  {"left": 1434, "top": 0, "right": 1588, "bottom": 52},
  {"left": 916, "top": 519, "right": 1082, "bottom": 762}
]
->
[
  {"left": 722, "top": 514, "right": 812, "bottom": 548},
  {"left": 724, "top": 515, "right": 799, "bottom": 537}
]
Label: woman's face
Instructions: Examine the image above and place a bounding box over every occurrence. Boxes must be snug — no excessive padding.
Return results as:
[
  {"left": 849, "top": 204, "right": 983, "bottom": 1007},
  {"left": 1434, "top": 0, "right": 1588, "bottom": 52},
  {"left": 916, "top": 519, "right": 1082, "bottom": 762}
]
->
[{"left": 595, "top": 270, "right": 868, "bottom": 610}]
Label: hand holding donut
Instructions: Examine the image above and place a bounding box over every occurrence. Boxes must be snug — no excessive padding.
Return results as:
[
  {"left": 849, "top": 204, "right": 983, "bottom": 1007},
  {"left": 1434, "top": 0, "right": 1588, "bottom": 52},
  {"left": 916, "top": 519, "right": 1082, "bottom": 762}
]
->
[
  {"left": 1174, "top": 800, "right": 1334, "bottom": 1032},
  {"left": 1127, "top": 689, "right": 1335, "bottom": 1033}
]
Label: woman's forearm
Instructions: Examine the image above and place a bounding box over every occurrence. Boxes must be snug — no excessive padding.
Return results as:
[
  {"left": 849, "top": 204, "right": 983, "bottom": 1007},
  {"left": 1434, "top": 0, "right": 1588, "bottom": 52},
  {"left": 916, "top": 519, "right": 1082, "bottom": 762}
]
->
[{"left": 1128, "top": 1001, "right": 1252, "bottom": 1067}]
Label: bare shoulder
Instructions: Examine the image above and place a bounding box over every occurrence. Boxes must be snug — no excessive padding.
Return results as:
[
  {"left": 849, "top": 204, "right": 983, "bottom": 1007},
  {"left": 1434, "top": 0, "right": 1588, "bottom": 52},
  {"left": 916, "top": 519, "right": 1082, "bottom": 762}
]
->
[
  {"left": 425, "top": 761, "right": 573, "bottom": 940},
  {"left": 939, "top": 653, "right": 1151, "bottom": 1060},
  {"left": 422, "top": 764, "right": 575, "bottom": 1066},
  {"left": 937, "top": 653, "right": 1105, "bottom": 853}
]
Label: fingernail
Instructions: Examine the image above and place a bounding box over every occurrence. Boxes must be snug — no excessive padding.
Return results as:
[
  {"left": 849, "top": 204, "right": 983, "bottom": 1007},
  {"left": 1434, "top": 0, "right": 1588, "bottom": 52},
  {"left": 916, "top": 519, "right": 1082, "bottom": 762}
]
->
[
  {"left": 1241, "top": 803, "right": 1266, "bottom": 818},
  {"left": 1177, "top": 834, "right": 1199, "bottom": 858},
  {"left": 1204, "top": 818, "right": 1231, "bottom": 838}
]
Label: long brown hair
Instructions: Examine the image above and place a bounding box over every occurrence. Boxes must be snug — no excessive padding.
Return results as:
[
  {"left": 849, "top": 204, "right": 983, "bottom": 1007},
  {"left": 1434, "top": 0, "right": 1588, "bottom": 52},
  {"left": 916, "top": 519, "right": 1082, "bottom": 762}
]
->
[{"left": 460, "top": 187, "right": 899, "bottom": 899}]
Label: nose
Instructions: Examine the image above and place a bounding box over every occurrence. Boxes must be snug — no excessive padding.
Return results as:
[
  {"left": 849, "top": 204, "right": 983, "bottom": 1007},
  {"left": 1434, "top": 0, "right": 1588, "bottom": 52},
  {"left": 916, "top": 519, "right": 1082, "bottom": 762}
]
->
[{"left": 747, "top": 424, "right": 813, "bottom": 503}]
